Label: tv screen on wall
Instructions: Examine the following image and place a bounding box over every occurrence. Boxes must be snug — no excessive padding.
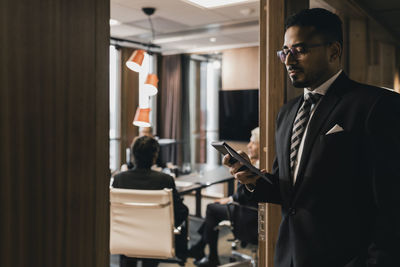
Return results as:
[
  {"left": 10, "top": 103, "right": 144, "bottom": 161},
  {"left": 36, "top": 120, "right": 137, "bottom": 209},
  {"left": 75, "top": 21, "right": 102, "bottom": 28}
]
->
[{"left": 219, "top": 89, "right": 259, "bottom": 142}]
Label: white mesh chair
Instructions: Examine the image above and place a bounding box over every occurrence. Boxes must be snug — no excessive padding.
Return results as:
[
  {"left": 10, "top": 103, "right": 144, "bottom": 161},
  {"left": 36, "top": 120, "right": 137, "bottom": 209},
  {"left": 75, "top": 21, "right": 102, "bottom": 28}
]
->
[{"left": 110, "top": 187, "right": 186, "bottom": 265}]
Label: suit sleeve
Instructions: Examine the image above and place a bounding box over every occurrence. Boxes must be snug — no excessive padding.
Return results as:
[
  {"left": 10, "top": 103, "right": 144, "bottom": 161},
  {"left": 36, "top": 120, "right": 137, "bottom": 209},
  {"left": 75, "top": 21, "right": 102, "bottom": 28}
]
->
[
  {"left": 366, "top": 91, "right": 400, "bottom": 266},
  {"left": 238, "top": 156, "right": 281, "bottom": 204},
  {"left": 250, "top": 157, "right": 281, "bottom": 204},
  {"left": 232, "top": 183, "right": 258, "bottom": 207}
]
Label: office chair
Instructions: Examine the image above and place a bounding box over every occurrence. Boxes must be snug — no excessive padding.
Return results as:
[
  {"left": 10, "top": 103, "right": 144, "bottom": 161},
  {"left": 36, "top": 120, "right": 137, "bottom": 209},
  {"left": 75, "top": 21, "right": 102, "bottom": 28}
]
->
[
  {"left": 217, "top": 201, "right": 258, "bottom": 267},
  {"left": 109, "top": 187, "right": 187, "bottom": 266}
]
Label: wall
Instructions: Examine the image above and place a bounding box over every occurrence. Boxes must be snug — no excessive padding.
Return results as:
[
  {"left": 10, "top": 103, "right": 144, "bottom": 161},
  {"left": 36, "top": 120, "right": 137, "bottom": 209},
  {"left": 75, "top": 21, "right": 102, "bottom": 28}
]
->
[
  {"left": 222, "top": 46, "right": 259, "bottom": 90},
  {"left": 0, "top": 0, "right": 109, "bottom": 266},
  {"left": 313, "top": 0, "right": 400, "bottom": 90}
]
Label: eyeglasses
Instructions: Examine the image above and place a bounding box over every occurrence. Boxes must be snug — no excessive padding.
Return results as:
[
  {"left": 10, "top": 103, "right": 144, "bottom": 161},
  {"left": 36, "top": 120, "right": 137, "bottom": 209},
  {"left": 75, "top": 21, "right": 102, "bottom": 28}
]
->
[{"left": 276, "top": 42, "right": 330, "bottom": 63}]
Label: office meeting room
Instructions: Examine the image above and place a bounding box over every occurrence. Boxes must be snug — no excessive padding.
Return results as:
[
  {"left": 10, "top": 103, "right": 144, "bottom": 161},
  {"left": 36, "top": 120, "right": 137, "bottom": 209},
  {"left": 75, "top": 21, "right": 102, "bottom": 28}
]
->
[{"left": 3, "top": 0, "right": 400, "bottom": 267}]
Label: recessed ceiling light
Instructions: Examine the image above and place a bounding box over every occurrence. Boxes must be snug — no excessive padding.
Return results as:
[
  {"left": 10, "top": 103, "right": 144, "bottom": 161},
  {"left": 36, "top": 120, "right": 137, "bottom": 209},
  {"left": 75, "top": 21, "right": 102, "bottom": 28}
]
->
[
  {"left": 240, "top": 7, "right": 254, "bottom": 16},
  {"left": 110, "top": 19, "right": 121, "bottom": 26},
  {"left": 184, "top": 0, "right": 256, "bottom": 9},
  {"left": 209, "top": 37, "right": 217, "bottom": 42}
]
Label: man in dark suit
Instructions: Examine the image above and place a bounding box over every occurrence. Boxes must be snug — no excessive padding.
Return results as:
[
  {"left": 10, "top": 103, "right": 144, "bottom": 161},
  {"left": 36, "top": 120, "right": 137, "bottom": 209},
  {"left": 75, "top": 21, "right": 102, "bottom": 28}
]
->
[
  {"left": 189, "top": 128, "right": 260, "bottom": 267},
  {"left": 112, "top": 136, "right": 189, "bottom": 267},
  {"left": 224, "top": 8, "right": 400, "bottom": 267}
]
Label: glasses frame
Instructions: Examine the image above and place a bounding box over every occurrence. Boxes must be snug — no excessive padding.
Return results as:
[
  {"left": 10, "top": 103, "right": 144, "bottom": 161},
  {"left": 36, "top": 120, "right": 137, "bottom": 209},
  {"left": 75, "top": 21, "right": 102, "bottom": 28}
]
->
[{"left": 276, "top": 42, "right": 331, "bottom": 63}]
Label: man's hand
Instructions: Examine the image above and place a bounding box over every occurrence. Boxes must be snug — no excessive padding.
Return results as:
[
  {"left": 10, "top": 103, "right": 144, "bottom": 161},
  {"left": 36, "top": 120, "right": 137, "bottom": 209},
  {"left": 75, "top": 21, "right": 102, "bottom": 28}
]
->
[{"left": 222, "top": 151, "right": 260, "bottom": 185}]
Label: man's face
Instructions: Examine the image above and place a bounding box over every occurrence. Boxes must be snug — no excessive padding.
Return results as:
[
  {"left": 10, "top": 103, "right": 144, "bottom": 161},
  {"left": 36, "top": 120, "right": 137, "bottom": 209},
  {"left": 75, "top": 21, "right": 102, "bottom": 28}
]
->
[{"left": 283, "top": 26, "right": 332, "bottom": 89}]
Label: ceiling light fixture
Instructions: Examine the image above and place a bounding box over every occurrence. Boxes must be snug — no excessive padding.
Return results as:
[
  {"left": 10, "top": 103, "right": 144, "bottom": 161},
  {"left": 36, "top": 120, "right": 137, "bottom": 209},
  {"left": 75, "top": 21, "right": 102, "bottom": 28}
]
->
[
  {"left": 144, "top": 74, "right": 159, "bottom": 96},
  {"left": 184, "top": 0, "right": 256, "bottom": 9},
  {"left": 133, "top": 107, "right": 151, "bottom": 127},
  {"left": 239, "top": 7, "right": 254, "bottom": 16},
  {"left": 126, "top": 49, "right": 146, "bottom": 72},
  {"left": 126, "top": 7, "right": 160, "bottom": 127}
]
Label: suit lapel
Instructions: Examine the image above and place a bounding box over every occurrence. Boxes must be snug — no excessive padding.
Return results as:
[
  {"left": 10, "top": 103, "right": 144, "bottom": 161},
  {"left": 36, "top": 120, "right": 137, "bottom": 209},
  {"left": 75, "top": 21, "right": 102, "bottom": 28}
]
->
[
  {"left": 293, "top": 73, "right": 349, "bottom": 192},
  {"left": 280, "top": 96, "right": 303, "bottom": 185}
]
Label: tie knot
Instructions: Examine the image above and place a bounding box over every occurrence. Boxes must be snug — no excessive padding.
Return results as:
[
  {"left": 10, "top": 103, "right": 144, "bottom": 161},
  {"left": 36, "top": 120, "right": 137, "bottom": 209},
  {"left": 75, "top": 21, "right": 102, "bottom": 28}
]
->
[{"left": 304, "top": 93, "right": 322, "bottom": 105}]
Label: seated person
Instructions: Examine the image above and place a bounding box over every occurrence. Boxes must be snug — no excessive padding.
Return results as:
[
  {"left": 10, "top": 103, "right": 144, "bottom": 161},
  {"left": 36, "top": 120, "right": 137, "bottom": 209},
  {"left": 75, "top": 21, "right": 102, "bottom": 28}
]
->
[
  {"left": 112, "top": 136, "right": 189, "bottom": 267},
  {"left": 188, "top": 127, "right": 260, "bottom": 267},
  {"left": 122, "top": 126, "right": 165, "bottom": 171}
]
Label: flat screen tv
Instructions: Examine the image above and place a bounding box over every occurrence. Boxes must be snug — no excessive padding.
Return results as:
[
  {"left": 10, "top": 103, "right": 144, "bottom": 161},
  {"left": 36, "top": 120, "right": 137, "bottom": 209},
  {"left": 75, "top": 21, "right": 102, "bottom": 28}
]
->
[{"left": 219, "top": 89, "right": 259, "bottom": 141}]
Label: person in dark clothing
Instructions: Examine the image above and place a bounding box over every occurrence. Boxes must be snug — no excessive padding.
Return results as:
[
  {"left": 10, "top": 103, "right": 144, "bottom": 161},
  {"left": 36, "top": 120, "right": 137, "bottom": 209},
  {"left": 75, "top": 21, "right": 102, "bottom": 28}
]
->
[
  {"left": 225, "top": 8, "right": 400, "bottom": 267},
  {"left": 112, "top": 136, "right": 189, "bottom": 267},
  {"left": 188, "top": 128, "right": 260, "bottom": 267}
]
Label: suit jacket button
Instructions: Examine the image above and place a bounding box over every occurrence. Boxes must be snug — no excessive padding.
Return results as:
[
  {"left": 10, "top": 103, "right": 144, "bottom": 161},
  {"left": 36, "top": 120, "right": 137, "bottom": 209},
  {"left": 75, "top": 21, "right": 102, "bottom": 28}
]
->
[{"left": 289, "top": 208, "right": 296, "bottom": 216}]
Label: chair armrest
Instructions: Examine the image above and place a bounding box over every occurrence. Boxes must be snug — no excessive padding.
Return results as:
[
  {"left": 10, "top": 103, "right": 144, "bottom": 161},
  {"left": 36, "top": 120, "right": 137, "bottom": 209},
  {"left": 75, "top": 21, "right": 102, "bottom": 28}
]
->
[{"left": 111, "top": 201, "right": 171, "bottom": 208}]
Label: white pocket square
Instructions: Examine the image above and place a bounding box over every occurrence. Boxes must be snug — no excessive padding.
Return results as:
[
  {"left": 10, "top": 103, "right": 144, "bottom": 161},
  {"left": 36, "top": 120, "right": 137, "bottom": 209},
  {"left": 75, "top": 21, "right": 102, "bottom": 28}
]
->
[{"left": 326, "top": 124, "right": 344, "bottom": 135}]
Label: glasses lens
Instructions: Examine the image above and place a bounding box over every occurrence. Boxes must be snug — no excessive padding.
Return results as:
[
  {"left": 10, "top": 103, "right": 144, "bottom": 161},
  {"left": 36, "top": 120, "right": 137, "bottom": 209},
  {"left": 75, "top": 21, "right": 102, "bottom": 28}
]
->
[{"left": 277, "top": 51, "right": 286, "bottom": 63}]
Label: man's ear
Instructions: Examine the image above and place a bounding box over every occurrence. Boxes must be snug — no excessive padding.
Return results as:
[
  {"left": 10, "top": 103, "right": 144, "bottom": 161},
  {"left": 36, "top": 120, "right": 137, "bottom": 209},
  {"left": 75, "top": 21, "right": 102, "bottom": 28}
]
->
[{"left": 329, "top": 42, "right": 341, "bottom": 62}]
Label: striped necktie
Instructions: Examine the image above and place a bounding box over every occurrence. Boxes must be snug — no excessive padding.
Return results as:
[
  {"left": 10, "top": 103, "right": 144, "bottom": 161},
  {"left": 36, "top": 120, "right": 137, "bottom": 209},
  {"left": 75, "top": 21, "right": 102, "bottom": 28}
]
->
[{"left": 290, "top": 93, "right": 322, "bottom": 176}]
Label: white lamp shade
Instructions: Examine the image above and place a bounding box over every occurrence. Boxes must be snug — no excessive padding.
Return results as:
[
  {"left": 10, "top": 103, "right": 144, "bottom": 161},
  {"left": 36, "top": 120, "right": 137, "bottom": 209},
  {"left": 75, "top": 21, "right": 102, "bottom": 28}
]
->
[
  {"left": 144, "top": 74, "right": 158, "bottom": 96},
  {"left": 126, "top": 50, "right": 146, "bottom": 72},
  {"left": 133, "top": 107, "right": 151, "bottom": 127}
]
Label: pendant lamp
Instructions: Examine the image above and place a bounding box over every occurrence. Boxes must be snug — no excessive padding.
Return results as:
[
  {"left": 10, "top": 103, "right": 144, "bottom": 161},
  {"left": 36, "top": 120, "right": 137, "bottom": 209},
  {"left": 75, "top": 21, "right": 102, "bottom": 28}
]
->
[
  {"left": 133, "top": 107, "right": 151, "bottom": 127},
  {"left": 144, "top": 73, "right": 158, "bottom": 95},
  {"left": 126, "top": 49, "right": 146, "bottom": 72}
]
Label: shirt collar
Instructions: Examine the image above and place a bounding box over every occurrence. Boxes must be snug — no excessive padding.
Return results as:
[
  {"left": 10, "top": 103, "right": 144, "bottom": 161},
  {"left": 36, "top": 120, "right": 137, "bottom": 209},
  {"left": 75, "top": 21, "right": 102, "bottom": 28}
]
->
[{"left": 304, "top": 69, "right": 342, "bottom": 96}]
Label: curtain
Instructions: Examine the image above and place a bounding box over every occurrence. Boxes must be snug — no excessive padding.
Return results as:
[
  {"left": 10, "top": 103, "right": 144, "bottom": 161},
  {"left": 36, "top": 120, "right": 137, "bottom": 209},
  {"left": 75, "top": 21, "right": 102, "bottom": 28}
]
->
[{"left": 158, "top": 54, "right": 183, "bottom": 165}]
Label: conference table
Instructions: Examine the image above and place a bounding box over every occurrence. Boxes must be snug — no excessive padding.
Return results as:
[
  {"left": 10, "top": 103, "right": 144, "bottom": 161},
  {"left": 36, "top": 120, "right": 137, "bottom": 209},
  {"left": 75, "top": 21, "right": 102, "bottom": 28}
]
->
[{"left": 175, "top": 164, "right": 235, "bottom": 217}]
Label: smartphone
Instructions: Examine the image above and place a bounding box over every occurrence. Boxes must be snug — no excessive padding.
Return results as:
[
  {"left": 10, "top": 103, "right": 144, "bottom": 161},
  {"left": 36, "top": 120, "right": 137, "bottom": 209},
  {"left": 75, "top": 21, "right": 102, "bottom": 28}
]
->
[
  {"left": 211, "top": 141, "right": 239, "bottom": 165},
  {"left": 211, "top": 141, "right": 272, "bottom": 184}
]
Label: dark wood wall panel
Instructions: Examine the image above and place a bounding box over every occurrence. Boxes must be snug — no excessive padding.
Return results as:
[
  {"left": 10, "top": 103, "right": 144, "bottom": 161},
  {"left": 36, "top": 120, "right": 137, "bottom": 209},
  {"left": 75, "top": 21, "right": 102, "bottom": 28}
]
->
[{"left": 0, "top": 0, "right": 109, "bottom": 266}]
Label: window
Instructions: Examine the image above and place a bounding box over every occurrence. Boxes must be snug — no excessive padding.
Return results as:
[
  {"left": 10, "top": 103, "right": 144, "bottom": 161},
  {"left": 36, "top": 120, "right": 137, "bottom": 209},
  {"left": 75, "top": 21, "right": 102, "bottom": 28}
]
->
[{"left": 109, "top": 45, "right": 121, "bottom": 172}]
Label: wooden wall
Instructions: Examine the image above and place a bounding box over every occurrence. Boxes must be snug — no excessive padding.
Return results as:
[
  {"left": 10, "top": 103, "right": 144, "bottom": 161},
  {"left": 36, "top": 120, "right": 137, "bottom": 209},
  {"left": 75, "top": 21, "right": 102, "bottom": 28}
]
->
[
  {"left": 317, "top": 0, "right": 400, "bottom": 90},
  {"left": 0, "top": 0, "right": 110, "bottom": 266},
  {"left": 259, "top": 0, "right": 309, "bottom": 266},
  {"left": 222, "top": 47, "right": 259, "bottom": 90}
]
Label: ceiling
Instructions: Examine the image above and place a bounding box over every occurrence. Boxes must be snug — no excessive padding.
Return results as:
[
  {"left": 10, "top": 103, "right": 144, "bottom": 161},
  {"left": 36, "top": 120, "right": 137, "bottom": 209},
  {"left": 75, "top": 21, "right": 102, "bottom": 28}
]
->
[
  {"left": 110, "top": 0, "right": 400, "bottom": 55},
  {"left": 110, "top": 0, "right": 260, "bottom": 54}
]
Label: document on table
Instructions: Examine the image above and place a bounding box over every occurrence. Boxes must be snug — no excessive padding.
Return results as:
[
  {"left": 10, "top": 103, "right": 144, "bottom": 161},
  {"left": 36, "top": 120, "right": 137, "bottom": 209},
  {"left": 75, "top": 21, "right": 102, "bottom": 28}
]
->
[{"left": 175, "top": 180, "right": 194, "bottom": 188}]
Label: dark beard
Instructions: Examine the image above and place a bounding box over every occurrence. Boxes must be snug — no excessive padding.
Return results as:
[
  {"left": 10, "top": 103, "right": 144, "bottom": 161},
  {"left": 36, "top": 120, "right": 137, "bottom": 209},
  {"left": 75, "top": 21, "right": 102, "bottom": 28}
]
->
[{"left": 290, "top": 75, "right": 310, "bottom": 88}]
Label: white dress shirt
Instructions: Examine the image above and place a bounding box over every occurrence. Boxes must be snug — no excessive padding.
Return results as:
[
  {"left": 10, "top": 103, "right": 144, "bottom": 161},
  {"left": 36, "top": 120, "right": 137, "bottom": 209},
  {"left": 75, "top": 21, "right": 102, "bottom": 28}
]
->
[{"left": 292, "top": 70, "right": 342, "bottom": 184}]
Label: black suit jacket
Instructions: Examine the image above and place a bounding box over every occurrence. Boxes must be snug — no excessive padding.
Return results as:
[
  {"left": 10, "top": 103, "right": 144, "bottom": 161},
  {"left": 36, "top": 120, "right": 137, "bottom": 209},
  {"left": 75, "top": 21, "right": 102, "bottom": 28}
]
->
[
  {"left": 112, "top": 168, "right": 188, "bottom": 227},
  {"left": 246, "top": 73, "right": 400, "bottom": 267}
]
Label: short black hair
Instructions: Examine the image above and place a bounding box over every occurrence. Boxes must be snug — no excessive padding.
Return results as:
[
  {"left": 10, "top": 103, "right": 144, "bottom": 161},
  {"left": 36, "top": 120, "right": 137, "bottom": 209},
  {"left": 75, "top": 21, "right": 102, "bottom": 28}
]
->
[
  {"left": 131, "top": 136, "right": 159, "bottom": 169},
  {"left": 285, "top": 8, "right": 343, "bottom": 48}
]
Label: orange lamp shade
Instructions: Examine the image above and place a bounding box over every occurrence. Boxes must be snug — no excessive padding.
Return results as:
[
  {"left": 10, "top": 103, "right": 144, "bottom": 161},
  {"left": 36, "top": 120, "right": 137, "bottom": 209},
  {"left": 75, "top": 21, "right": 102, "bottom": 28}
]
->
[
  {"left": 126, "top": 50, "right": 145, "bottom": 72},
  {"left": 133, "top": 107, "right": 151, "bottom": 127},
  {"left": 144, "top": 74, "right": 159, "bottom": 95}
]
